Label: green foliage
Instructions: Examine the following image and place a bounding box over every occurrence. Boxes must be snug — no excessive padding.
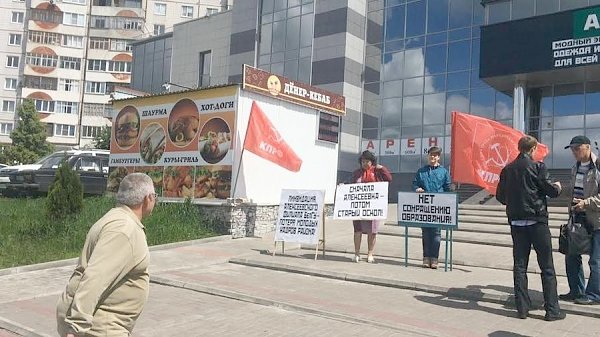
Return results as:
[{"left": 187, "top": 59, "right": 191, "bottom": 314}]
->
[
  {"left": 0, "top": 196, "right": 221, "bottom": 269},
  {"left": 93, "top": 126, "right": 111, "bottom": 150},
  {"left": 4, "top": 99, "right": 53, "bottom": 164},
  {"left": 45, "top": 158, "right": 84, "bottom": 219}
]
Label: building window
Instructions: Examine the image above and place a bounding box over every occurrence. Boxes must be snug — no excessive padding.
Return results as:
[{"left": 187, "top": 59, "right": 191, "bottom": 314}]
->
[
  {"left": 154, "top": 24, "right": 165, "bottom": 35},
  {"left": 56, "top": 101, "right": 78, "bottom": 114},
  {"left": 54, "top": 124, "right": 76, "bottom": 137},
  {"left": 88, "top": 59, "right": 107, "bottom": 71},
  {"left": 122, "top": 18, "right": 142, "bottom": 30},
  {"left": 24, "top": 76, "right": 58, "bottom": 90},
  {"left": 30, "top": 8, "right": 63, "bottom": 23},
  {"left": 35, "top": 99, "right": 55, "bottom": 113},
  {"left": 8, "top": 34, "right": 22, "bottom": 46},
  {"left": 108, "top": 61, "right": 131, "bottom": 73},
  {"left": 198, "top": 51, "right": 211, "bottom": 87},
  {"left": 28, "top": 31, "right": 60, "bottom": 45},
  {"left": 6, "top": 56, "right": 19, "bottom": 68},
  {"left": 2, "top": 100, "right": 15, "bottom": 112},
  {"left": 11, "top": 12, "right": 24, "bottom": 24},
  {"left": 92, "top": 0, "right": 111, "bottom": 5},
  {"left": 59, "top": 56, "right": 82, "bottom": 70},
  {"left": 110, "top": 39, "right": 132, "bottom": 51},
  {"left": 83, "top": 103, "right": 108, "bottom": 117},
  {"left": 82, "top": 125, "right": 101, "bottom": 138},
  {"left": 206, "top": 8, "right": 218, "bottom": 16},
  {"left": 64, "top": 0, "right": 86, "bottom": 4},
  {"left": 259, "top": 0, "right": 314, "bottom": 82},
  {"left": 91, "top": 16, "right": 107, "bottom": 28},
  {"left": 26, "top": 53, "right": 59, "bottom": 68},
  {"left": 90, "top": 37, "right": 110, "bottom": 49},
  {"left": 63, "top": 13, "right": 85, "bottom": 26},
  {"left": 4, "top": 78, "right": 17, "bottom": 90},
  {"left": 85, "top": 81, "right": 106, "bottom": 94},
  {"left": 154, "top": 3, "right": 166, "bottom": 15},
  {"left": 59, "top": 78, "right": 79, "bottom": 92},
  {"left": 182, "top": 5, "right": 193, "bottom": 18},
  {"left": 0, "top": 123, "right": 13, "bottom": 135},
  {"left": 62, "top": 35, "right": 84, "bottom": 49}
]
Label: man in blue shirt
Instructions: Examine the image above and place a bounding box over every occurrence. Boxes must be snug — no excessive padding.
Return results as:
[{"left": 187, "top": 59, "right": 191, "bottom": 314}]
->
[{"left": 412, "top": 146, "right": 452, "bottom": 269}]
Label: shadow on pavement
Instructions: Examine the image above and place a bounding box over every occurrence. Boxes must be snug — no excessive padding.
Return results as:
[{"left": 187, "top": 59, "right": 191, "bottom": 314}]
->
[
  {"left": 489, "top": 331, "right": 532, "bottom": 337},
  {"left": 414, "top": 285, "right": 546, "bottom": 320}
]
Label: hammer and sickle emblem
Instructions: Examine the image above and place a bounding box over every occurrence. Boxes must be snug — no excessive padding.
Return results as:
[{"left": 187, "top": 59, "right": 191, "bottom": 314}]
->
[
  {"left": 269, "top": 126, "right": 283, "bottom": 143},
  {"left": 484, "top": 143, "right": 510, "bottom": 168}
]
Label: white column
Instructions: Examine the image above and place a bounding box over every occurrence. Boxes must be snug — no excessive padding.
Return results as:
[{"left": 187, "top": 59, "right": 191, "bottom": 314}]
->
[{"left": 513, "top": 82, "right": 526, "bottom": 132}]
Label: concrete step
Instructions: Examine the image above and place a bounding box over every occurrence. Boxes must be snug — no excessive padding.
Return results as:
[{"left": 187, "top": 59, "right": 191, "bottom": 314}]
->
[
  {"left": 379, "top": 225, "right": 554, "bottom": 249},
  {"left": 454, "top": 222, "right": 561, "bottom": 237},
  {"left": 457, "top": 215, "right": 566, "bottom": 227},
  {"left": 458, "top": 209, "right": 569, "bottom": 221},
  {"left": 459, "top": 204, "right": 569, "bottom": 214},
  {"left": 228, "top": 252, "right": 599, "bottom": 319}
]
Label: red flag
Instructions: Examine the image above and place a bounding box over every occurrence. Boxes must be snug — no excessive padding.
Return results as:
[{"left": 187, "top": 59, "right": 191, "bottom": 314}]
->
[
  {"left": 451, "top": 111, "right": 548, "bottom": 195},
  {"left": 243, "top": 101, "right": 302, "bottom": 172}
]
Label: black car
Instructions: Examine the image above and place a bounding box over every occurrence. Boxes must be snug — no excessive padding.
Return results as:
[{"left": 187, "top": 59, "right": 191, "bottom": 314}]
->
[{"left": 7, "top": 154, "right": 109, "bottom": 196}]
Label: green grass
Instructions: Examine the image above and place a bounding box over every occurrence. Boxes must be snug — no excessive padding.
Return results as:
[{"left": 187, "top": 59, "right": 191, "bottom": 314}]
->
[{"left": 0, "top": 196, "right": 224, "bottom": 269}]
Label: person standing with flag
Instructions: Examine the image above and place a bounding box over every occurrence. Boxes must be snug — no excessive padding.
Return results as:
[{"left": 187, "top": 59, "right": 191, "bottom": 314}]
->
[
  {"left": 496, "top": 135, "right": 565, "bottom": 321},
  {"left": 348, "top": 150, "right": 392, "bottom": 263},
  {"left": 412, "top": 146, "right": 453, "bottom": 269}
]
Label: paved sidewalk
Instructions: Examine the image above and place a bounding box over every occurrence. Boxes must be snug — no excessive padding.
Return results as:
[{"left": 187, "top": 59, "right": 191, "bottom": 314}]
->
[{"left": 0, "top": 219, "right": 599, "bottom": 337}]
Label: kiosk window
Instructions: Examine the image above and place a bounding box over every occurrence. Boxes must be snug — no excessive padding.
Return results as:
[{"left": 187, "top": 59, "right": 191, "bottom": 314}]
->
[{"left": 317, "top": 112, "right": 339, "bottom": 143}]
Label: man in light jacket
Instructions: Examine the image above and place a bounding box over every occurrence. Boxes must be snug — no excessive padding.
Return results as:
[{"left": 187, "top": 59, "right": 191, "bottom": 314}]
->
[
  {"left": 56, "top": 173, "right": 156, "bottom": 336},
  {"left": 561, "top": 135, "right": 600, "bottom": 306}
]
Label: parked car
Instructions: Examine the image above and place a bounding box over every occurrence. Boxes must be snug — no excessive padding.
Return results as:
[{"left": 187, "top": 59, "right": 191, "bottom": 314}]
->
[
  {"left": 0, "top": 149, "right": 109, "bottom": 195},
  {"left": 5, "top": 154, "right": 109, "bottom": 197},
  {"left": 0, "top": 164, "right": 6, "bottom": 169}
]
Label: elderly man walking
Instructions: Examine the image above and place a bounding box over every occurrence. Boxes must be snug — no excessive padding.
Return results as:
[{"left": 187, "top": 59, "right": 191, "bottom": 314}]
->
[
  {"left": 496, "top": 135, "right": 565, "bottom": 321},
  {"left": 56, "top": 173, "right": 157, "bottom": 337}
]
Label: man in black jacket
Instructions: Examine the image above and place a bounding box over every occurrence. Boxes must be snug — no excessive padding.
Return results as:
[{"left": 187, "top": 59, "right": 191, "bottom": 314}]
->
[{"left": 496, "top": 135, "right": 565, "bottom": 321}]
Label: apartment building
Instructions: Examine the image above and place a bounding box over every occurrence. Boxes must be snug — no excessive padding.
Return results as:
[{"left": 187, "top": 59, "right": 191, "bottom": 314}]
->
[
  {"left": 1, "top": 0, "right": 228, "bottom": 149},
  {"left": 0, "top": 0, "right": 26, "bottom": 147}
]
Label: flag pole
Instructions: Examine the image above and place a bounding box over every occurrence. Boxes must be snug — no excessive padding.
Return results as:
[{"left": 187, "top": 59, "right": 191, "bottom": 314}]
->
[{"left": 231, "top": 102, "right": 254, "bottom": 199}]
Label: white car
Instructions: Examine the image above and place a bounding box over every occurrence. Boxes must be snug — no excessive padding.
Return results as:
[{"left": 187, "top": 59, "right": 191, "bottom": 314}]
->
[{"left": 0, "top": 149, "right": 109, "bottom": 193}]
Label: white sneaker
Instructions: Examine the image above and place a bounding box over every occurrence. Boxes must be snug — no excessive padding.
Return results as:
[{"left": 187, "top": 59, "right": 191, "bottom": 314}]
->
[
  {"left": 367, "top": 255, "right": 375, "bottom": 263},
  {"left": 353, "top": 255, "right": 360, "bottom": 263}
]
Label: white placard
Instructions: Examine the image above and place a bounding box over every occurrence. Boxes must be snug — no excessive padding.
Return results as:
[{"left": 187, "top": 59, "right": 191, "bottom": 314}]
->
[
  {"left": 333, "top": 182, "right": 389, "bottom": 220},
  {"left": 397, "top": 192, "right": 458, "bottom": 227},
  {"left": 275, "top": 189, "right": 324, "bottom": 244}
]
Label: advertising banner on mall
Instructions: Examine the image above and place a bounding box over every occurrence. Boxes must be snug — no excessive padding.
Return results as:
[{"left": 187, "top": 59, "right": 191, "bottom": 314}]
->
[{"left": 481, "top": 5, "right": 600, "bottom": 80}]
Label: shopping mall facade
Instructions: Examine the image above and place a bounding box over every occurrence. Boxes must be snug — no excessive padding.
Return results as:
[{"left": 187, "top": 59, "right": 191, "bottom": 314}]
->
[{"left": 131, "top": 0, "right": 600, "bottom": 198}]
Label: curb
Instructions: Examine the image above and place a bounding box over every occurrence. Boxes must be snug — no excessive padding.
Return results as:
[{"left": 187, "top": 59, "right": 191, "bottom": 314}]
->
[
  {"left": 299, "top": 246, "right": 566, "bottom": 277},
  {"left": 228, "top": 257, "right": 600, "bottom": 319},
  {"left": 149, "top": 275, "right": 440, "bottom": 336},
  {"left": 0, "top": 317, "right": 50, "bottom": 337},
  {"left": 0, "top": 234, "right": 232, "bottom": 277}
]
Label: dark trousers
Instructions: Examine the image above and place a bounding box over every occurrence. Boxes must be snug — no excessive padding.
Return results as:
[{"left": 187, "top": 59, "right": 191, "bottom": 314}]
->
[
  {"left": 421, "top": 227, "right": 441, "bottom": 259},
  {"left": 510, "top": 223, "right": 560, "bottom": 315}
]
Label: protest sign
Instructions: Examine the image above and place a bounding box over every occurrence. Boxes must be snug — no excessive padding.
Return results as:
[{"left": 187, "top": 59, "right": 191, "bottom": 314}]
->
[
  {"left": 397, "top": 192, "right": 458, "bottom": 227},
  {"left": 333, "top": 182, "right": 388, "bottom": 220},
  {"left": 274, "top": 189, "right": 324, "bottom": 245}
]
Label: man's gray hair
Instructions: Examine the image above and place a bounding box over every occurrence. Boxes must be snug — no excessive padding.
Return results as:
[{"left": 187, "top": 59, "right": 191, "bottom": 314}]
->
[{"left": 116, "top": 173, "right": 155, "bottom": 206}]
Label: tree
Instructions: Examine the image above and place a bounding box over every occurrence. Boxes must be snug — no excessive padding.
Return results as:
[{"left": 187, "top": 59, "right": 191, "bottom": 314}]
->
[
  {"left": 45, "top": 158, "right": 83, "bottom": 219},
  {"left": 93, "top": 126, "right": 111, "bottom": 150},
  {"left": 4, "top": 99, "right": 54, "bottom": 164}
]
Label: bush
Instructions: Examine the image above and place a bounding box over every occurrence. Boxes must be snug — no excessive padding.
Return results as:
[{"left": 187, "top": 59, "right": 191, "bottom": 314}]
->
[{"left": 45, "top": 159, "right": 84, "bottom": 219}]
